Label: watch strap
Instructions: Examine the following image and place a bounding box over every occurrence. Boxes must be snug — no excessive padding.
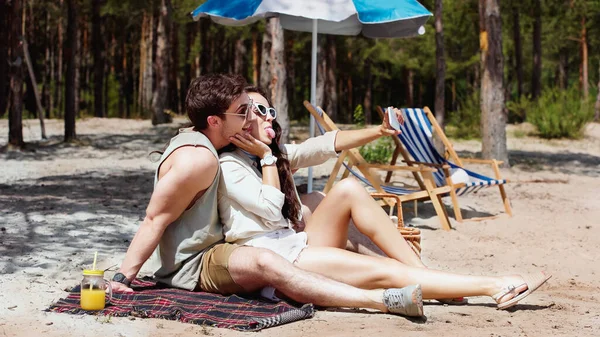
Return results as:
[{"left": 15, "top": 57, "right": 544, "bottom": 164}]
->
[
  {"left": 112, "top": 272, "right": 132, "bottom": 287},
  {"left": 260, "top": 154, "right": 277, "bottom": 166}
]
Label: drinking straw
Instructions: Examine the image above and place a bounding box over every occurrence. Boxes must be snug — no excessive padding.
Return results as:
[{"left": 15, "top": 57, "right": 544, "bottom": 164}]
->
[
  {"left": 92, "top": 251, "right": 98, "bottom": 270},
  {"left": 90, "top": 251, "right": 98, "bottom": 290}
]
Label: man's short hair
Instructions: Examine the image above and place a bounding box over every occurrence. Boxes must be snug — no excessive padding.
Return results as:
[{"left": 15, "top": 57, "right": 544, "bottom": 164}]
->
[{"left": 185, "top": 74, "right": 247, "bottom": 130}]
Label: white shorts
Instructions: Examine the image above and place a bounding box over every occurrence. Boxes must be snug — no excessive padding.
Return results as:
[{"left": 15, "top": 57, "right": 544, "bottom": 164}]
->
[{"left": 242, "top": 228, "right": 308, "bottom": 263}]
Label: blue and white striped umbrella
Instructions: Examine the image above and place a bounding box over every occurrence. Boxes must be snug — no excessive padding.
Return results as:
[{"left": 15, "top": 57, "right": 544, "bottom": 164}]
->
[
  {"left": 192, "top": 0, "right": 431, "bottom": 192},
  {"left": 192, "top": 0, "right": 431, "bottom": 38}
]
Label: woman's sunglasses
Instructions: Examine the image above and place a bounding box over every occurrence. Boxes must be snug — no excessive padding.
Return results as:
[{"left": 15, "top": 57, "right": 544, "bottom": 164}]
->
[{"left": 253, "top": 102, "right": 277, "bottom": 119}]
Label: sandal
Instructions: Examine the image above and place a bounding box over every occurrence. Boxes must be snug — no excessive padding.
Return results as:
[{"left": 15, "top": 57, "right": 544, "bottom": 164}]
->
[
  {"left": 383, "top": 284, "right": 424, "bottom": 317},
  {"left": 492, "top": 271, "right": 552, "bottom": 310}
]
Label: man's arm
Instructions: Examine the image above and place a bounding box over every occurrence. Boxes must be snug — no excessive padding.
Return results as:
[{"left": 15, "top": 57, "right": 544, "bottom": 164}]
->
[
  {"left": 112, "top": 146, "right": 218, "bottom": 291},
  {"left": 333, "top": 107, "right": 403, "bottom": 151}
]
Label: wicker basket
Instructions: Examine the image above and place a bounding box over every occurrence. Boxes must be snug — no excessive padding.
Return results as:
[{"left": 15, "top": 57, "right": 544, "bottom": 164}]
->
[{"left": 370, "top": 192, "right": 422, "bottom": 256}]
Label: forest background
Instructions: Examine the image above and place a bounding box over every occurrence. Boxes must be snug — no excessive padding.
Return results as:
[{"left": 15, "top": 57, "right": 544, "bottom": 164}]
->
[{"left": 1, "top": 0, "right": 599, "bottom": 164}]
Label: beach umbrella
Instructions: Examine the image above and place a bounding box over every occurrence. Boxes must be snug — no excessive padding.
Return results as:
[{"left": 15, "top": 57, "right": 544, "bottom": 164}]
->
[{"left": 192, "top": 0, "right": 432, "bottom": 192}]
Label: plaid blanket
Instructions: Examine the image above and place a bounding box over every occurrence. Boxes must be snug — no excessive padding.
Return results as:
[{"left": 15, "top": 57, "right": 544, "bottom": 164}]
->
[{"left": 46, "top": 277, "right": 314, "bottom": 331}]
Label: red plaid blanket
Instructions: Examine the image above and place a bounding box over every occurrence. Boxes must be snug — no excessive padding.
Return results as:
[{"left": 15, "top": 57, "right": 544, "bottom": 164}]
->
[{"left": 47, "top": 277, "right": 314, "bottom": 331}]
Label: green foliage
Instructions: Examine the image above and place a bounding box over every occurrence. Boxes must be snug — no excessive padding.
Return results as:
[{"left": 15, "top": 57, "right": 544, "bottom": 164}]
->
[
  {"left": 359, "top": 137, "right": 394, "bottom": 164},
  {"left": 353, "top": 104, "right": 365, "bottom": 126},
  {"left": 106, "top": 74, "right": 121, "bottom": 118},
  {"left": 506, "top": 94, "right": 532, "bottom": 124},
  {"left": 447, "top": 91, "right": 481, "bottom": 139},
  {"left": 527, "top": 87, "right": 594, "bottom": 139}
]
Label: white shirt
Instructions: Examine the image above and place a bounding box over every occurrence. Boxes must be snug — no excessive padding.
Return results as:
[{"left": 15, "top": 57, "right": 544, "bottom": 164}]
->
[{"left": 218, "top": 130, "right": 339, "bottom": 244}]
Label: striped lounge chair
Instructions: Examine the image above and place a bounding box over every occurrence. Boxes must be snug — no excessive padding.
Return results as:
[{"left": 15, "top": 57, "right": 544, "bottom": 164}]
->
[
  {"left": 304, "top": 101, "right": 456, "bottom": 232},
  {"left": 376, "top": 106, "right": 512, "bottom": 222}
]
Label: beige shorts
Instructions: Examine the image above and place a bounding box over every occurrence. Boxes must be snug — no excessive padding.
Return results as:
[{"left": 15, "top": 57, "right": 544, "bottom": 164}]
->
[{"left": 198, "top": 243, "right": 245, "bottom": 295}]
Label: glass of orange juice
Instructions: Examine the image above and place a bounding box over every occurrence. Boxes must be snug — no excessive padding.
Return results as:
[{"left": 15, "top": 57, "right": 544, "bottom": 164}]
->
[{"left": 80, "top": 270, "right": 112, "bottom": 311}]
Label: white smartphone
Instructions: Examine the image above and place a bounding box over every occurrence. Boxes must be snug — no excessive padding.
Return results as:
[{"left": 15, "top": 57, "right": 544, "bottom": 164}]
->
[{"left": 387, "top": 107, "right": 402, "bottom": 131}]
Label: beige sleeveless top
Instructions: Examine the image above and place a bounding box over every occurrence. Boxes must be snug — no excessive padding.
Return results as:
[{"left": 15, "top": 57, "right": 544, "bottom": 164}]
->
[{"left": 148, "top": 130, "right": 223, "bottom": 291}]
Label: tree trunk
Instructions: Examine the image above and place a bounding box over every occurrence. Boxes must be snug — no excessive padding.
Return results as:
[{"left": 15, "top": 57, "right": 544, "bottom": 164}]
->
[
  {"left": 169, "top": 21, "right": 179, "bottom": 113},
  {"left": 92, "top": 0, "right": 104, "bottom": 117},
  {"left": 124, "top": 31, "right": 133, "bottom": 118},
  {"left": 451, "top": 80, "right": 457, "bottom": 111},
  {"left": 285, "top": 36, "right": 296, "bottom": 118},
  {"left": 138, "top": 11, "right": 154, "bottom": 116},
  {"left": 151, "top": 0, "right": 172, "bottom": 125},
  {"left": 75, "top": 14, "right": 82, "bottom": 118},
  {"left": 200, "top": 18, "right": 210, "bottom": 75},
  {"left": 114, "top": 31, "right": 125, "bottom": 117},
  {"left": 80, "top": 18, "right": 88, "bottom": 116},
  {"left": 558, "top": 51, "right": 568, "bottom": 89},
  {"left": 43, "top": 8, "right": 54, "bottom": 118},
  {"left": 479, "top": 0, "right": 508, "bottom": 165},
  {"left": 260, "top": 17, "right": 289, "bottom": 143},
  {"left": 234, "top": 37, "right": 247, "bottom": 75},
  {"left": 22, "top": 1, "right": 36, "bottom": 119},
  {"left": 512, "top": 2, "right": 523, "bottom": 99},
  {"left": 531, "top": 0, "right": 542, "bottom": 99},
  {"left": 104, "top": 32, "right": 111, "bottom": 116},
  {"left": 595, "top": 61, "right": 600, "bottom": 121},
  {"left": 64, "top": 0, "right": 77, "bottom": 141},
  {"left": 0, "top": 0, "right": 9, "bottom": 118},
  {"left": 252, "top": 26, "right": 261, "bottom": 85},
  {"left": 181, "top": 22, "right": 194, "bottom": 113},
  {"left": 325, "top": 36, "right": 338, "bottom": 120},
  {"left": 580, "top": 16, "right": 588, "bottom": 100},
  {"left": 363, "top": 59, "right": 372, "bottom": 124},
  {"left": 406, "top": 69, "right": 414, "bottom": 107},
  {"left": 56, "top": 0, "right": 64, "bottom": 118},
  {"left": 8, "top": 0, "right": 24, "bottom": 147}
]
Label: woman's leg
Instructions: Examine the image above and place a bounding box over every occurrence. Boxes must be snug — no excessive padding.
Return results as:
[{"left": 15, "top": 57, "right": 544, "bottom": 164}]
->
[
  {"left": 294, "top": 246, "right": 531, "bottom": 302},
  {"left": 300, "top": 191, "right": 385, "bottom": 257},
  {"left": 303, "top": 178, "right": 424, "bottom": 268}
]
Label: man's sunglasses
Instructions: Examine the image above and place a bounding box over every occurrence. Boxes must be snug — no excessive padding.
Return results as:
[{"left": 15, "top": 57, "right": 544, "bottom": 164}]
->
[
  {"left": 222, "top": 97, "right": 254, "bottom": 121},
  {"left": 253, "top": 102, "right": 277, "bottom": 119}
]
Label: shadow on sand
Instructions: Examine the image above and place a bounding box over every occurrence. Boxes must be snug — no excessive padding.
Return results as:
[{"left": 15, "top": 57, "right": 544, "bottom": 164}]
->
[
  {"left": 0, "top": 169, "right": 154, "bottom": 274},
  {"left": 456, "top": 149, "right": 600, "bottom": 178}
]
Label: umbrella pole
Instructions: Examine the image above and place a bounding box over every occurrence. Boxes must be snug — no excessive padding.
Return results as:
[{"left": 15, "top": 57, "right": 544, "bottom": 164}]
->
[{"left": 307, "top": 19, "right": 318, "bottom": 193}]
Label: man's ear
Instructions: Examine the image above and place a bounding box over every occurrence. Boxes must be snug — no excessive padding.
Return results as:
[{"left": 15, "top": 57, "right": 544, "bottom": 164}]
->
[{"left": 207, "top": 115, "right": 221, "bottom": 128}]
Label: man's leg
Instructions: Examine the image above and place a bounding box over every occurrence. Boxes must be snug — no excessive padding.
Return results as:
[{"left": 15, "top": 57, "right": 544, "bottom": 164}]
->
[{"left": 228, "top": 246, "right": 397, "bottom": 312}]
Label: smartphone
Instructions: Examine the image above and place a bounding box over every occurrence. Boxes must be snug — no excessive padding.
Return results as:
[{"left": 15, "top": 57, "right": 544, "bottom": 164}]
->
[{"left": 387, "top": 107, "right": 402, "bottom": 131}]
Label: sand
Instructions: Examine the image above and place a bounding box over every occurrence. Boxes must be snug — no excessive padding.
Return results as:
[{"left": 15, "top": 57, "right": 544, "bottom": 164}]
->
[{"left": 1, "top": 117, "right": 599, "bottom": 337}]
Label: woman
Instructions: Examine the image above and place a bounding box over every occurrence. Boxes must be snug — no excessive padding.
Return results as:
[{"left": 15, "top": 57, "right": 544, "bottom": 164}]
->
[{"left": 218, "top": 86, "right": 551, "bottom": 314}]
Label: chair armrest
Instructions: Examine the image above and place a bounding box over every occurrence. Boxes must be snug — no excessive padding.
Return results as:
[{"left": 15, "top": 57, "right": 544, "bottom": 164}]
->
[
  {"left": 365, "top": 163, "right": 437, "bottom": 172},
  {"left": 460, "top": 158, "right": 503, "bottom": 165},
  {"left": 402, "top": 160, "right": 449, "bottom": 170},
  {"left": 459, "top": 158, "right": 504, "bottom": 179}
]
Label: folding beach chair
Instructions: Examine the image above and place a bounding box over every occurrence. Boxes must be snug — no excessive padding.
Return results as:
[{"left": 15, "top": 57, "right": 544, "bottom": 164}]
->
[
  {"left": 376, "top": 106, "right": 512, "bottom": 222},
  {"left": 304, "top": 101, "right": 455, "bottom": 231}
]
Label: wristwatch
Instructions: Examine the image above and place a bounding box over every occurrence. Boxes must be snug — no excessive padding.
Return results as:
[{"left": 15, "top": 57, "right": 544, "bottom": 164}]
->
[
  {"left": 112, "top": 272, "right": 132, "bottom": 287},
  {"left": 260, "top": 153, "right": 277, "bottom": 167}
]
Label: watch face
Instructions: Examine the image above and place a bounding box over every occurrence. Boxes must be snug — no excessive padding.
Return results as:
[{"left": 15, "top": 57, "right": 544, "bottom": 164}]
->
[
  {"left": 113, "top": 273, "right": 125, "bottom": 282},
  {"left": 264, "top": 156, "right": 275, "bottom": 165}
]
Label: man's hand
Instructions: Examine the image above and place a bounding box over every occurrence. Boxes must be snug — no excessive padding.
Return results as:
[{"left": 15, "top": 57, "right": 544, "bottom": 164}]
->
[
  {"left": 230, "top": 132, "right": 272, "bottom": 158},
  {"left": 379, "top": 107, "right": 404, "bottom": 136},
  {"left": 110, "top": 281, "right": 134, "bottom": 293}
]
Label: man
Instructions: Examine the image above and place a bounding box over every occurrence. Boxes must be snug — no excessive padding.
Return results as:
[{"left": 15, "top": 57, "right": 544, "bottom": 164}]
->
[{"left": 109, "top": 73, "right": 421, "bottom": 316}]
